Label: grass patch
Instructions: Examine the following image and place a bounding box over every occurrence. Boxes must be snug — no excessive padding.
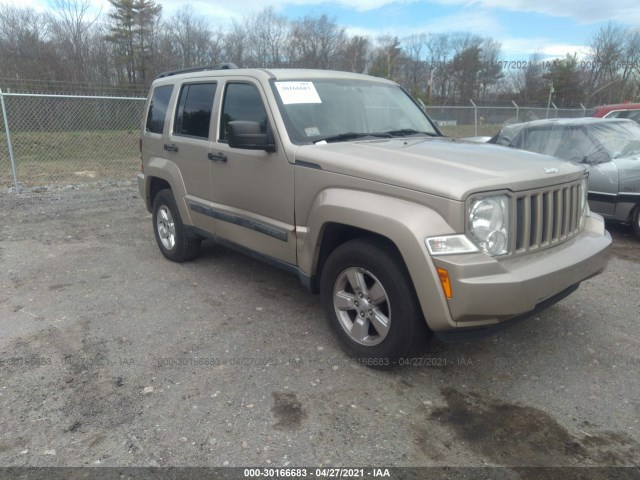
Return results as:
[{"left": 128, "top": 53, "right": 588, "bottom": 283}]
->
[
  {"left": 0, "top": 130, "right": 140, "bottom": 187},
  {"left": 0, "top": 124, "right": 504, "bottom": 188}
]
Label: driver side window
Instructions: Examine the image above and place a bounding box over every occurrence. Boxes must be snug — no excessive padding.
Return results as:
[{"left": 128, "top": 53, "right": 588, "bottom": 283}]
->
[{"left": 220, "top": 83, "right": 268, "bottom": 142}]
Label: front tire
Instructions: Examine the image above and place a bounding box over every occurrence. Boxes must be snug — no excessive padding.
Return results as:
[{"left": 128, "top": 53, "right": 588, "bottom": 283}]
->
[
  {"left": 152, "top": 189, "right": 201, "bottom": 262},
  {"left": 320, "top": 238, "right": 431, "bottom": 367},
  {"left": 633, "top": 205, "right": 640, "bottom": 240}
]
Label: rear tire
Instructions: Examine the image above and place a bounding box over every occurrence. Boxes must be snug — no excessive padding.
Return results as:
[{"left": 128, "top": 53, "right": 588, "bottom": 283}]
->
[
  {"left": 633, "top": 205, "right": 640, "bottom": 239},
  {"left": 152, "top": 189, "right": 201, "bottom": 262},
  {"left": 320, "top": 237, "right": 431, "bottom": 368}
]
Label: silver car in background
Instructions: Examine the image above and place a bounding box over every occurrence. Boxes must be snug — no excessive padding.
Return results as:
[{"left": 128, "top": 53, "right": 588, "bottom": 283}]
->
[{"left": 490, "top": 118, "right": 640, "bottom": 238}]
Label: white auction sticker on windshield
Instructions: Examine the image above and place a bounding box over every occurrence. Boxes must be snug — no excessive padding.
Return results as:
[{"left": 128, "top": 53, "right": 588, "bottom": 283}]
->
[{"left": 275, "top": 82, "right": 322, "bottom": 104}]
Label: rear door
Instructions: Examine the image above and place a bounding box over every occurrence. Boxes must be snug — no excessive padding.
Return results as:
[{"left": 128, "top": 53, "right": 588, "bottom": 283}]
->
[{"left": 166, "top": 81, "right": 218, "bottom": 233}]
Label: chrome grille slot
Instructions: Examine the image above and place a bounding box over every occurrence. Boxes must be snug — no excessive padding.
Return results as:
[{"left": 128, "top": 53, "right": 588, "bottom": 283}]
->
[{"left": 513, "top": 179, "right": 583, "bottom": 255}]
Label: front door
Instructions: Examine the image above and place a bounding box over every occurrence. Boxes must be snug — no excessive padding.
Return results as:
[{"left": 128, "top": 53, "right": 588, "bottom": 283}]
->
[{"left": 209, "top": 79, "right": 296, "bottom": 264}]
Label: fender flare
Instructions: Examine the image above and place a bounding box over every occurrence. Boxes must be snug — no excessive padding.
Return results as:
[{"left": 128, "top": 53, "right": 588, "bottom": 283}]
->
[
  {"left": 300, "top": 188, "right": 458, "bottom": 330},
  {"left": 145, "top": 158, "right": 192, "bottom": 225}
]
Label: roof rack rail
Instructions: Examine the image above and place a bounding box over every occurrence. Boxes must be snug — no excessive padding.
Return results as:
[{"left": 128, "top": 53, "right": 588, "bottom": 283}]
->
[{"left": 158, "top": 63, "right": 238, "bottom": 78}]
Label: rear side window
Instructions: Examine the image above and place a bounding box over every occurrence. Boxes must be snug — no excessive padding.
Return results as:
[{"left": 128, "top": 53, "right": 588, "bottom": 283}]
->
[
  {"left": 146, "top": 85, "right": 173, "bottom": 134},
  {"left": 174, "top": 83, "right": 217, "bottom": 138},
  {"left": 220, "top": 83, "right": 268, "bottom": 141}
]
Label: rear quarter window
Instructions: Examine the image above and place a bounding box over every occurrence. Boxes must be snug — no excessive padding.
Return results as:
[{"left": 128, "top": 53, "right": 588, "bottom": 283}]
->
[{"left": 146, "top": 85, "right": 174, "bottom": 134}]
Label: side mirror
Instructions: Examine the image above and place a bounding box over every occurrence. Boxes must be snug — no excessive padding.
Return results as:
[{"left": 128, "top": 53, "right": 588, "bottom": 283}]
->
[{"left": 227, "top": 121, "right": 276, "bottom": 152}]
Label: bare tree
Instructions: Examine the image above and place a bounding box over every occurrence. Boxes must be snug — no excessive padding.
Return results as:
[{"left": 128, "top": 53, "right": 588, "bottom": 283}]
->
[
  {"left": 224, "top": 20, "right": 247, "bottom": 67},
  {"left": 336, "top": 35, "right": 370, "bottom": 73},
  {"left": 0, "top": 5, "right": 49, "bottom": 81},
  {"left": 401, "top": 34, "right": 428, "bottom": 97},
  {"left": 424, "top": 33, "right": 454, "bottom": 102},
  {"left": 543, "top": 53, "right": 584, "bottom": 106},
  {"left": 4, "top": 3, "right": 621, "bottom": 103},
  {"left": 369, "top": 35, "right": 403, "bottom": 80},
  {"left": 165, "top": 5, "right": 214, "bottom": 68},
  {"left": 244, "top": 8, "right": 289, "bottom": 67},
  {"left": 477, "top": 38, "right": 502, "bottom": 98},
  {"left": 289, "top": 15, "right": 345, "bottom": 69},
  {"left": 509, "top": 52, "right": 547, "bottom": 105},
  {"left": 620, "top": 28, "right": 640, "bottom": 101},
  {"left": 47, "top": 0, "right": 100, "bottom": 82},
  {"left": 84, "top": 23, "right": 115, "bottom": 86},
  {"left": 587, "top": 22, "right": 626, "bottom": 104}
]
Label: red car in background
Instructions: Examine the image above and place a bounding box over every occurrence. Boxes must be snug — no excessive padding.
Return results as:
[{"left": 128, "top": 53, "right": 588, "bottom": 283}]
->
[{"left": 592, "top": 102, "right": 640, "bottom": 124}]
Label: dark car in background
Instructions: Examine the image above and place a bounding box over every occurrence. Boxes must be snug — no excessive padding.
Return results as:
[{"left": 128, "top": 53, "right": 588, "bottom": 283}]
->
[
  {"left": 490, "top": 118, "right": 640, "bottom": 238},
  {"left": 592, "top": 102, "right": 640, "bottom": 124}
]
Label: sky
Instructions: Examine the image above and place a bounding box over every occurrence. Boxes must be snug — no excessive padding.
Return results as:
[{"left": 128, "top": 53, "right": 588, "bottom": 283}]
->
[{"left": 13, "top": 0, "right": 640, "bottom": 60}]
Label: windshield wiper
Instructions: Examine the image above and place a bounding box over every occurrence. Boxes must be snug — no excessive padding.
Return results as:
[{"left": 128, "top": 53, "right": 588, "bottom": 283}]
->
[
  {"left": 314, "top": 129, "right": 436, "bottom": 144},
  {"left": 315, "top": 132, "right": 391, "bottom": 144},
  {"left": 382, "top": 128, "right": 437, "bottom": 137}
]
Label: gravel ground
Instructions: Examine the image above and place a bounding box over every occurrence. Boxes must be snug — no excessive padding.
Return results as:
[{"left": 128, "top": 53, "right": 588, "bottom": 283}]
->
[{"left": 0, "top": 183, "right": 639, "bottom": 475}]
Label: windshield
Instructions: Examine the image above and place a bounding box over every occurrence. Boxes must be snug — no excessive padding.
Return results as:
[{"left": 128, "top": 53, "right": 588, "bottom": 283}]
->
[
  {"left": 496, "top": 120, "right": 640, "bottom": 163},
  {"left": 589, "top": 121, "right": 640, "bottom": 159},
  {"left": 270, "top": 78, "right": 439, "bottom": 144}
]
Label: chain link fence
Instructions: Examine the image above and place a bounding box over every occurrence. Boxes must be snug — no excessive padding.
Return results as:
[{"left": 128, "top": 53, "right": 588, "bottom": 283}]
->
[
  {"left": 425, "top": 105, "right": 589, "bottom": 137},
  {"left": 0, "top": 92, "right": 592, "bottom": 192},
  {"left": 0, "top": 92, "right": 146, "bottom": 192}
]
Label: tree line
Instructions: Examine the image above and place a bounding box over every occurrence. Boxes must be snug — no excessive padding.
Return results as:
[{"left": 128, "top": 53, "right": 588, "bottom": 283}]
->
[{"left": 0, "top": 0, "right": 638, "bottom": 106}]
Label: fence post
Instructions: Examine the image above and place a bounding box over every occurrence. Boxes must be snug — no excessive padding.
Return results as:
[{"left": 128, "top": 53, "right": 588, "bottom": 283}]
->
[
  {"left": 0, "top": 88, "right": 19, "bottom": 193},
  {"left": 512, "top": 100, "right": 519, "bottom": 123},
  {"left": 469, "top": 99, "right": 478, "bottom": 136}
]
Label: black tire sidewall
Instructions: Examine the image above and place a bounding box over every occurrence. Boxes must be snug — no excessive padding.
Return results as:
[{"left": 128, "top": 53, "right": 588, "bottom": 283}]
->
[
  {"left": 320, "top": 238, "right": 429, "bottom": 364},
  {"left": 152, "top": 189, "right": 198, "bottom": 262}
]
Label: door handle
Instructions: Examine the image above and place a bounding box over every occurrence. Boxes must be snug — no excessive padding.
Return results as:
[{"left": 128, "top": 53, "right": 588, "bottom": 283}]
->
[
  {"left": 163, "top": 143, "right": 179, "bottom": 152},
  {"left": 208, "top": 152, "right": 228, "bottom": 163}
]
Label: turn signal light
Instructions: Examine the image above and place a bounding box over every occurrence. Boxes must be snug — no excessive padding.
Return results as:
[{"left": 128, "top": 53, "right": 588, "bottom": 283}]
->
[{"left": 437, "top": 268, "right": 453, "bottom": 299}]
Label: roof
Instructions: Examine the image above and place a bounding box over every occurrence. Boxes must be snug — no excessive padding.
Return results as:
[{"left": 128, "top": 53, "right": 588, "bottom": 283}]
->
[
  {"left": 151, "top": 67, "right": 395, "bottom": 87},
  {"left": 593, "top": 103, "right": 640, "bottom": 116},
  {"left": 502, "top": 117, "right": 635, "bottom": 130}
]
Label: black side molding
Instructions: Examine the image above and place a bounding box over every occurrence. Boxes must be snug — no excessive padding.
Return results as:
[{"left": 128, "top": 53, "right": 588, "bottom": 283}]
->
[{"left": 187, "top": 202, "right": 288, "bottom": 242}]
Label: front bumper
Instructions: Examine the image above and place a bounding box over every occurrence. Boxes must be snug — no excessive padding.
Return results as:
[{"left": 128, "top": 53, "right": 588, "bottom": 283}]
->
[
  {"left": 431, "top": 214, "right": 611, "bottom": 330},
  {"left": 434, "top": 283, "right": 580, "bottom": 342}
]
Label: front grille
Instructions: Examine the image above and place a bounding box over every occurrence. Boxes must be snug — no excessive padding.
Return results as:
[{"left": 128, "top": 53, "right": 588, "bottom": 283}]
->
[{"left": 512, "top": 179, "right": 583, "bottom": 254}]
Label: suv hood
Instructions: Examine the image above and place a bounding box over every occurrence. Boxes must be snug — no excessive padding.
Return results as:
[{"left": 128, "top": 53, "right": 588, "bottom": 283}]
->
[{"left": 295, "top": 137, "right": 585, "bottom": 200}]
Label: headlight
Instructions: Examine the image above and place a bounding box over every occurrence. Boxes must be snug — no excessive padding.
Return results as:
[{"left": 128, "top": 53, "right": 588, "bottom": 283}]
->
[
  {"left": 580, "top": 176, "right": 589, "bottom": 229},
  {"left": 426, "top": 235, "right": 479, "bottom": 255},
  {"left": 468, "top": 195, "right": 509, "bottom": 256}
]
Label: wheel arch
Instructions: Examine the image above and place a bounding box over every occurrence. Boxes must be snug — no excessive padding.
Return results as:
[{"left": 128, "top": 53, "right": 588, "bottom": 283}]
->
[
  {"left": 144, "top": 158, "right": 192, "bottom": 225},
  {"left": 149, "top": 177, "right": 171, "bottom": 210},
  {"left": 299, "top": 188, "right": 457, "bottom": 331},
  {"left": 312, "top": 223, "right": 400, "bottom": 293}
]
